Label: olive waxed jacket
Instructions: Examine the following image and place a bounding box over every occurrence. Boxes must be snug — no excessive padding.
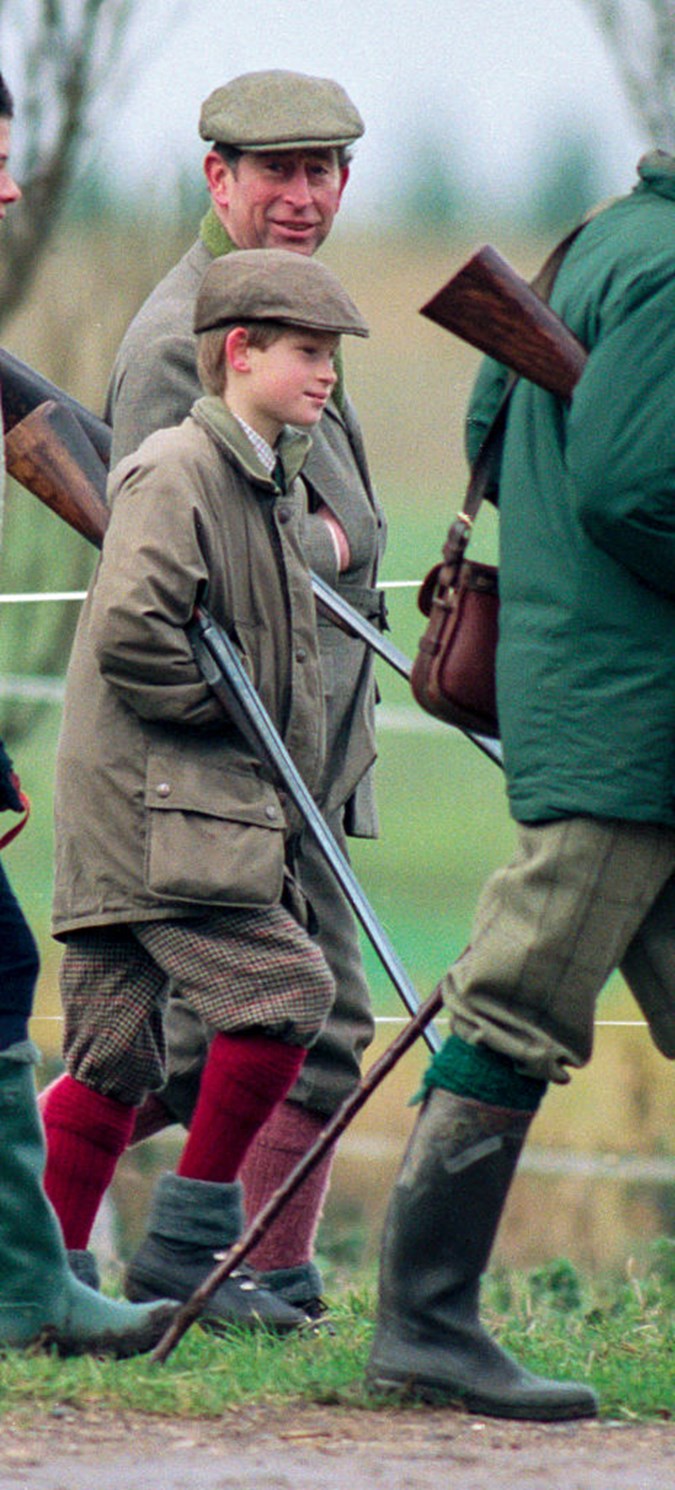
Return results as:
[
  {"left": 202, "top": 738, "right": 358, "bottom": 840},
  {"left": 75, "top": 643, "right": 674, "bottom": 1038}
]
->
[
  {"left": 52, "top": 399, "right": 325, "bottom": 935},
  {"left": 105, "top": 235, "right": 386, "bottom": 836}
]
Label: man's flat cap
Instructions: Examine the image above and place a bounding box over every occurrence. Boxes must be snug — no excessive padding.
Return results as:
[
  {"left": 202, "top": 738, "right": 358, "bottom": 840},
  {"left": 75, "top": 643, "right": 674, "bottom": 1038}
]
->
[
  {"left": 199, "top": 69, "right": 364, "bottom": 151},
  {"left": 194, "top": 248, "right": 369, "bottom": 337}
]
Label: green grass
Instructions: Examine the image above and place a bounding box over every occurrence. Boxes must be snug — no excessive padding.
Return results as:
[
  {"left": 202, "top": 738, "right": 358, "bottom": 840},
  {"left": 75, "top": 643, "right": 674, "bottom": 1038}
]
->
[{"left": 0, "top": 1251, "right": 672, "bottom": 1422}]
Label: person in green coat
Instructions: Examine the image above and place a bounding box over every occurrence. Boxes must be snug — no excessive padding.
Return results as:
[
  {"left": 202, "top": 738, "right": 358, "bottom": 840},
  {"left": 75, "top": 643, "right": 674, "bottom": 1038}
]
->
[
  {"left": 0, "top": 69, "right": 178, "bottom": 1358},
  {"left": 367, "top": 151, "right": 675, "bottom": 1420}
]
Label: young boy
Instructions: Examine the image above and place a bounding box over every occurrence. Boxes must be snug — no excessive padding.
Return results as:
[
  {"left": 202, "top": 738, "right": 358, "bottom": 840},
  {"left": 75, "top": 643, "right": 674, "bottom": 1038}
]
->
[{"left": 41, "top": 248, "right": 369, "bottom": 1333}]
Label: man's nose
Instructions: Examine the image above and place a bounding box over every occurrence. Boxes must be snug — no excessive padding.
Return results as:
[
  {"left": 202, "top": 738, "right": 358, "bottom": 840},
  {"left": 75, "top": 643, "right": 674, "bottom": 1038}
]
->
[
  {"left": 283, "top": 169, "right": 314, "bottom": 207},
  {"left": 0, "top": 173, "right": 20, "bottom": 203}
]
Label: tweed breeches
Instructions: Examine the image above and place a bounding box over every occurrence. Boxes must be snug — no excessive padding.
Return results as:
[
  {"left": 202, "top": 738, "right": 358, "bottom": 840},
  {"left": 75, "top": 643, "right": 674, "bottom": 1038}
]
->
[
  {"left": 442, "top": 816, "right": 675, "bottom": 1084},
  {"left": 58, "top": 907, "right": 335, "bottom": 1105}
]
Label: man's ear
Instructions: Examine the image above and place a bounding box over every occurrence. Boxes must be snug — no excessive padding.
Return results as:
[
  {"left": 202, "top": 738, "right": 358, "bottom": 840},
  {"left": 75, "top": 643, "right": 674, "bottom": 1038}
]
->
[
  {"left": 335, "top": 164, "right": 350, "bottom": 210},
  {"left": 225, "top": 326, "right": 251, "bottom": 373},
  {"left": 203, "top": 149, "right": 233, "bottom": 209}
]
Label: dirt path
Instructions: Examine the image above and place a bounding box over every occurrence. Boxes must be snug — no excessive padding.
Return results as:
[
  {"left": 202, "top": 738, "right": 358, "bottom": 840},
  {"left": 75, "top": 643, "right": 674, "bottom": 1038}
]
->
[{"left": 1, "top": 1407, "right": 673, "bottom": 1490}]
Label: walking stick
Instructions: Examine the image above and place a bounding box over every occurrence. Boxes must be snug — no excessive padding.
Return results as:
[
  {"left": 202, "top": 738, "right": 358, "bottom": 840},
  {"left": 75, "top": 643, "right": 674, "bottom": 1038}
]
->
[
  {"left": 188, "top": 605, "right": 444, "bottom": 1054},
  {"left": 151, "top": 983, "right": 443, "bottom": 1363}
]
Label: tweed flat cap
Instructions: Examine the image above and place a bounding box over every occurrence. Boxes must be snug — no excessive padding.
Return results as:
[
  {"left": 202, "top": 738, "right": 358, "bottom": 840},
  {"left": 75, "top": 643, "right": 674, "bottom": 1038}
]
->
[
  {"left": 199, "top": 70, "right": 364, "bottom": 151},
  {"left": 194, "top": 249, "right": 369, "bottom": 337}
]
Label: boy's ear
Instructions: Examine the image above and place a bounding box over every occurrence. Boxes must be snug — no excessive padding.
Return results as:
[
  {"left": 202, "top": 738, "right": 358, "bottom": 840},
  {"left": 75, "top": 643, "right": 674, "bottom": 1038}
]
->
[{"left": 225, "top": 326, "right": 251, "bottom": 373}]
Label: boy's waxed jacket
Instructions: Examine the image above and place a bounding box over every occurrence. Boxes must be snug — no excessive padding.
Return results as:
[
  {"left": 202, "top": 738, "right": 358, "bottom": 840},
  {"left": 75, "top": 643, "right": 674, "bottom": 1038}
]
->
[
  {"left": 466, "top": 152, "right": 675, "bottom": 826},
  {"left": 52, "top": 399, "right": 325, "bottom": 935}
]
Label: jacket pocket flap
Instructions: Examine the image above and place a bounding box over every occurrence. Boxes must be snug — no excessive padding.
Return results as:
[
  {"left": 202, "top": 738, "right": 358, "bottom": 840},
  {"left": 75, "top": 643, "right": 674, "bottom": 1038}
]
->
[{"left": 144, "top": 753, "right": 286, "bottom": 831}]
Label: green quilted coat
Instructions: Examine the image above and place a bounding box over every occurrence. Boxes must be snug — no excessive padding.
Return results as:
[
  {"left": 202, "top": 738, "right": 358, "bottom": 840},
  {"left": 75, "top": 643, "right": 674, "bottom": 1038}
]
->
[{"left": 467, "top": 152, "right": 675, "bottom": 825}]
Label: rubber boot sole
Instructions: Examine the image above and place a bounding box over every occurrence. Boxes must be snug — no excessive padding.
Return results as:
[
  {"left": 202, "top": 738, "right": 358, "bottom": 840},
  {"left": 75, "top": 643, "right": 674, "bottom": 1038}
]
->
[{"left": 366, "top": 1368, "right": 599, "bottom": 1421}]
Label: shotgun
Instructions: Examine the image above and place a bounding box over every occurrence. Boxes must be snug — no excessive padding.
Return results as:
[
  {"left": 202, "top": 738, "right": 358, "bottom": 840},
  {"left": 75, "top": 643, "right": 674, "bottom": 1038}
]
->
[
  {"left": 4, "top": 399, "right": 110, "bottom": 547},
  {"left": 4, "top": 397, "right": 444, "bottom": 1055},
  {"left": 420, "top": 243, "right": 588, "bottom": 396},
  {"left": 0, "top": 345, "right": 113, "bottom": 466},
  {"left": 5, "top": 397, "right": 503, "bottom": 768},
  {"left": 0, "top": 353, "right": 411, "bottom": 673}
]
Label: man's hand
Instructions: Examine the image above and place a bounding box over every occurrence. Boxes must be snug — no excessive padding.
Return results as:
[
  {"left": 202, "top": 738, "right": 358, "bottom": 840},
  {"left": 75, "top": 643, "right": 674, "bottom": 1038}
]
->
[{"left": 316, "top": 502, "right": 351, "bottom": 571}]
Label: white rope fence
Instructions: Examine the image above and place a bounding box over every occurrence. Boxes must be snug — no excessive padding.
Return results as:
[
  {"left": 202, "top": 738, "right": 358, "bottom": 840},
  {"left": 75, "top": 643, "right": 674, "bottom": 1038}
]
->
[{"left": 27, "top": 1013, "right": 648, "bottom": 1029}]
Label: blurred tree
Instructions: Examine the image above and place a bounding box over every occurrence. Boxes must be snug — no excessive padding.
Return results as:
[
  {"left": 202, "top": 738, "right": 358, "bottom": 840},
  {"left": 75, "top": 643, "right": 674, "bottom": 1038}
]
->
[
  {"left": 392, "top": 131, "right": 470, "bottom": 238},
  {"left": 584, "top": 0, "right": 675, "bottom": 146},
  {"left": 0, "top": 0, "right": 138, "bottom": 738},
  {"left": 0, "top": 0, "right": 182, "bottom": 324},
  {"left": 525, "top": 126, "right": 608, "bottom": 233}
]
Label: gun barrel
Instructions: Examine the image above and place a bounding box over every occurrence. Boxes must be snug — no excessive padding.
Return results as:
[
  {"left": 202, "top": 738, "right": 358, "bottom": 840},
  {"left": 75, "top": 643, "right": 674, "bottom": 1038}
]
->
[
  {"left": 420, "top": 244, "right": 587, "bottom": 399},
  {"left": 0, "top": 345, "right": 112, "bottom": 467}
]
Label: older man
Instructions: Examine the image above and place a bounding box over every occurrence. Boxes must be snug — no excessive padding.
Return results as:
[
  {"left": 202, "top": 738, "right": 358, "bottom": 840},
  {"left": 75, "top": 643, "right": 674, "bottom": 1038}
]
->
[{"left": 101, "top": 71, "right": 386, "bottom": 1321}]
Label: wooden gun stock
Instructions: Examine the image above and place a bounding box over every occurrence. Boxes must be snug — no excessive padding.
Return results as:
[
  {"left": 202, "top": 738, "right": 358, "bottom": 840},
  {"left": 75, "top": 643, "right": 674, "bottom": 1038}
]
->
[
  {"left": 420, "top": 244, "right": 587, "bottom": 398},
  {"left": 5, "top": 399, "right": 110, "bottom": 548},
  {"left": 0, "top": 345, "right": 112, "bottom": 467}
]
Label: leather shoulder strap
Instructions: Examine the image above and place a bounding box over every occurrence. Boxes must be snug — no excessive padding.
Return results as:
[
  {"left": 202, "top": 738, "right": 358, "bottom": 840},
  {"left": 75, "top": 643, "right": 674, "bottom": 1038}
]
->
[{"left": 451, "top": 211, "right": 599, "bottom": 552}]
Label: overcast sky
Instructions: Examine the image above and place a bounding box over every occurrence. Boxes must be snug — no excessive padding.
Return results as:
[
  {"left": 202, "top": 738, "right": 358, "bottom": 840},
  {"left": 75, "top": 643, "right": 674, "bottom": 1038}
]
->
[
  {"left": 97, "top": 0, "right": 647, "bottom": 216},
  {"left": 1, "top": 1, "right": 650, "bottom": 220}
]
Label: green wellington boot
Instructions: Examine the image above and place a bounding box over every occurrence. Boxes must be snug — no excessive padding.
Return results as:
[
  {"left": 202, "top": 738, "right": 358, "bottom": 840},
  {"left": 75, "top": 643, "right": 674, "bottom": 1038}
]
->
[
  {"left": 0, "top": 1042, "right": 177, "bottom": 1356},
  {"left": 366, "top": 1087, "right": 598, "bottom": 1420},
  {"left": 124, "top": 1172, "right": 311, "bottom": 1333}
]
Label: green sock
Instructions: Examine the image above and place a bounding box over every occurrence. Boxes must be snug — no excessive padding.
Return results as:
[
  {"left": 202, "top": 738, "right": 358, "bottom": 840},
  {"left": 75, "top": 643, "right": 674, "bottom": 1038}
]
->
[{"left": 413, "top": 1033, "right": 547, "bottom": 1112}]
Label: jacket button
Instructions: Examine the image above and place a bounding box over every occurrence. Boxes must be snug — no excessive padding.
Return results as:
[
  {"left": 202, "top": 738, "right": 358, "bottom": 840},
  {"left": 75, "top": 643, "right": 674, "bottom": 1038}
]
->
[
  {"left": 156, "top": 782, "right": 171, "bottom": 798},
  {"left": 264, "top": 804, "right": 277, "bottom": 821},
  {"left": 277, "top": 505, "right": 291, "bottom": 524},
  {"left": 295, "top": 647, "right": 307, "bottom": 662}
]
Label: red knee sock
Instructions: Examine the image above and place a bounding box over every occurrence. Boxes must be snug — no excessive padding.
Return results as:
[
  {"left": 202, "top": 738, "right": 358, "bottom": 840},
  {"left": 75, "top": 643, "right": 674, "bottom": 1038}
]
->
[
  {"left": 177, "top": 1032, "right": 306, "bottom": 1184},
  {"left": 42, "top": 1073, "right": 136, "bottom": 1249},
  {"left": 240, "top": 1100, "right": 336, "bottom": 1269}
]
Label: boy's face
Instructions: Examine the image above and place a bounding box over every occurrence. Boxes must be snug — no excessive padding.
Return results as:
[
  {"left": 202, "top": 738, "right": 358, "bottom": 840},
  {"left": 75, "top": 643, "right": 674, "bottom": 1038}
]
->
[{"left": 230, "top": 327, "right": 339, "bottom": 443}]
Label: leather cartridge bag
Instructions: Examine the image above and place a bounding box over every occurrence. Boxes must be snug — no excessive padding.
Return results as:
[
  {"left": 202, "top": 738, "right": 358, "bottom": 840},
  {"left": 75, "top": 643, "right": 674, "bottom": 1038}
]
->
[{"left": 411, "top": 545, "right": 499, "bottom": 738}]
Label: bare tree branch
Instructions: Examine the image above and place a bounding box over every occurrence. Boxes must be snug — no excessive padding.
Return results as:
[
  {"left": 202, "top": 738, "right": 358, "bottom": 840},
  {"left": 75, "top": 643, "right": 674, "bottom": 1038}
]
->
[
  {"left": 0, "top": 0, "right": 136, "bottom": 319},
  {"left": 583, "top": 0, "right": 675, "bottom": 147}
]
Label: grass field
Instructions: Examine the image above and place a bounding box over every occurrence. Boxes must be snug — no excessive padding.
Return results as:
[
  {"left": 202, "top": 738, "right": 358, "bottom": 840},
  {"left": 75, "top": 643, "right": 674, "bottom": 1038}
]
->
[{"left": 0, "top": 1251, "right": 672, "bottom": 1422}]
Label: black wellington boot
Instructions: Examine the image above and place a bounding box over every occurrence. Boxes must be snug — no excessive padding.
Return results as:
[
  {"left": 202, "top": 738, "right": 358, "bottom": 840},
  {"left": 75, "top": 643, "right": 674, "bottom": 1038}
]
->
[
  {"left": 124, "top": 1172, "right": 309, "bottom": 1334},
  {"left": 366, "top": 1088, "right": 598, "bottom": 1420}
]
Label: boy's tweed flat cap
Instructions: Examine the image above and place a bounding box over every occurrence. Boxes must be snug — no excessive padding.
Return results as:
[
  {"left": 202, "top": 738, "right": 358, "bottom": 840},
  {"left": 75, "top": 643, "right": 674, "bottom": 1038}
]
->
[
  {"left": 194, "top": 249, "right": 369, "bottom": 337},
  {"left": 199, "top": 70, "right": 364, "bottom": 151}
]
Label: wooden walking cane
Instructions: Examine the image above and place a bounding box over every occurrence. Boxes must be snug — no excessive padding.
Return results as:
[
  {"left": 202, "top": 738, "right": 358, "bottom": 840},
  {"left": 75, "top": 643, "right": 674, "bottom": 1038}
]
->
[{"left": 151, "top": 983, "right": 443, "bottom": 1363}]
